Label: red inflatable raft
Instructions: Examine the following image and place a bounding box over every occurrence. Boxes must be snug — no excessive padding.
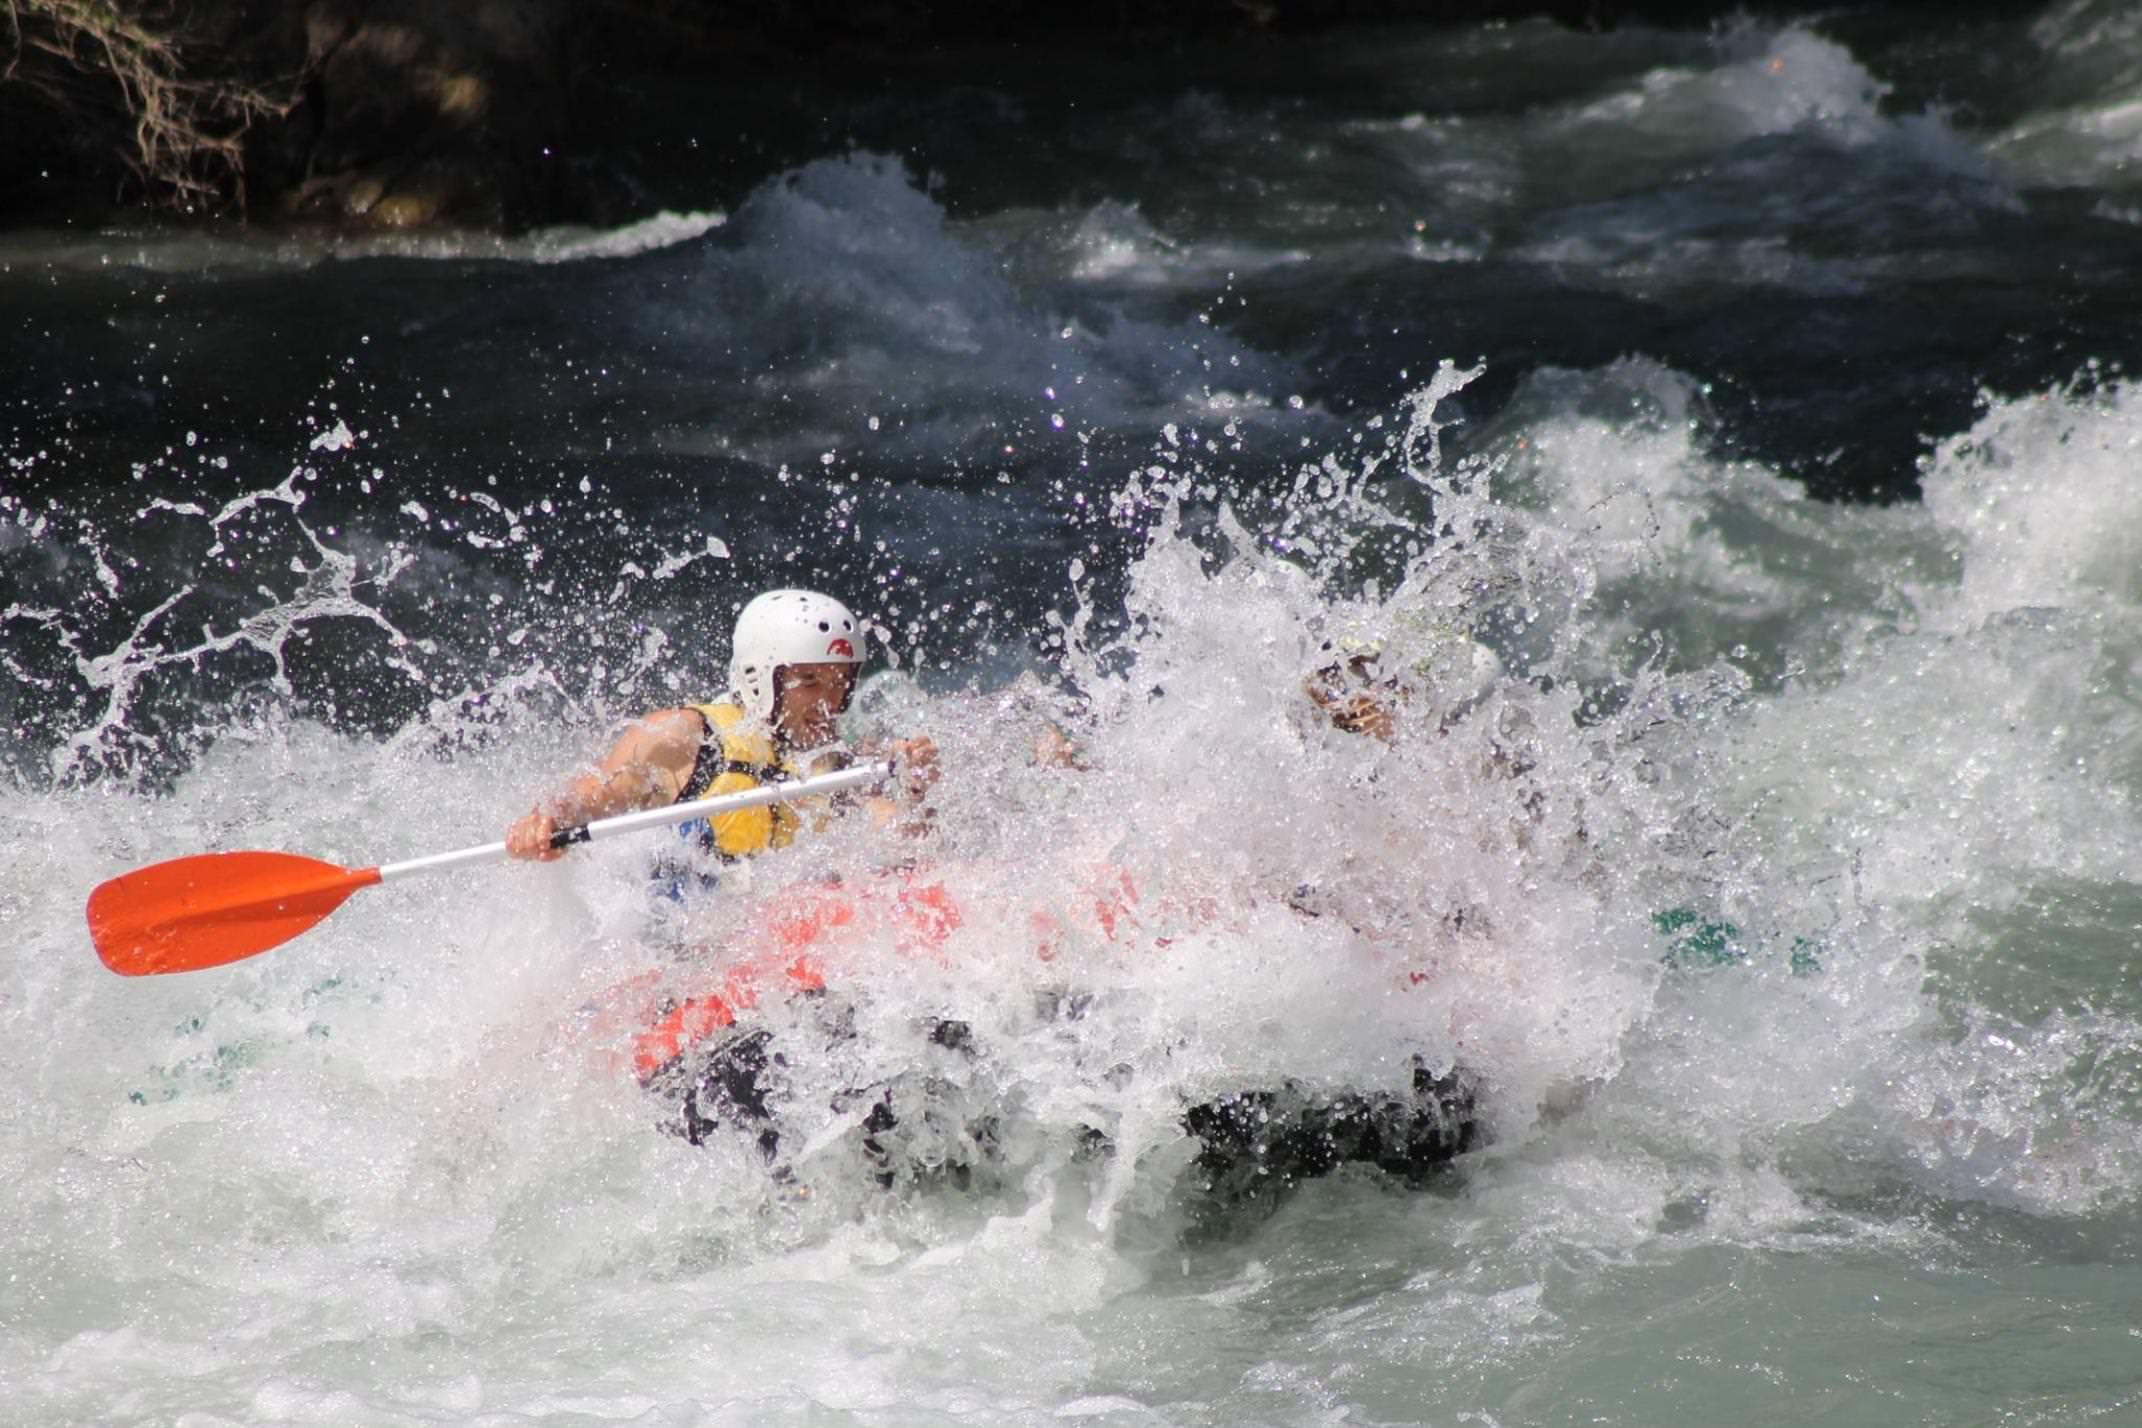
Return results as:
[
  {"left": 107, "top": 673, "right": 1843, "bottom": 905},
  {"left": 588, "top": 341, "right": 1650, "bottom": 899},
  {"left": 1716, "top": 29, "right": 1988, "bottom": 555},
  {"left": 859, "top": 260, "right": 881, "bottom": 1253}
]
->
[{"left": 589, "top": 865, "right": 1480, "bottom": 1197}]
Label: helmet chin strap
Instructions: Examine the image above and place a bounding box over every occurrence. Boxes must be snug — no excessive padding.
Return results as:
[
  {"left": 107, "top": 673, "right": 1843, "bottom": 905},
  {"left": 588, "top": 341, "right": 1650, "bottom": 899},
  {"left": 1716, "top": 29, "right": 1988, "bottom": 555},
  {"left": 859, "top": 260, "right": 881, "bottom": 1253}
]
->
[{"left": 768, "top": 683, "right": 800, "bottom": 749}]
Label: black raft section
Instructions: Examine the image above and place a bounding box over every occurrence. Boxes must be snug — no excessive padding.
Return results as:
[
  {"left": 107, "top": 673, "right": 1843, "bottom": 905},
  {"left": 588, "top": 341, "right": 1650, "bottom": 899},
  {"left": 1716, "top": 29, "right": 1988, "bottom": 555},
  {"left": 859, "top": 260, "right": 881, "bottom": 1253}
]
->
[{"left": 640, "top": 1010, "right": 1481, "bottom": 1201}]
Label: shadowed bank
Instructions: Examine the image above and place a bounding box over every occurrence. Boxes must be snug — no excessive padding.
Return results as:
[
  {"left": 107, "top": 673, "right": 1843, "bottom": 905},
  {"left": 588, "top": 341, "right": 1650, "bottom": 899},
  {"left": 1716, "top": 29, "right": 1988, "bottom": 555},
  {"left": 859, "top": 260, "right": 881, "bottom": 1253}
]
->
[{"left": 2, "top": 0, "right": 2057, "bottom": 230}]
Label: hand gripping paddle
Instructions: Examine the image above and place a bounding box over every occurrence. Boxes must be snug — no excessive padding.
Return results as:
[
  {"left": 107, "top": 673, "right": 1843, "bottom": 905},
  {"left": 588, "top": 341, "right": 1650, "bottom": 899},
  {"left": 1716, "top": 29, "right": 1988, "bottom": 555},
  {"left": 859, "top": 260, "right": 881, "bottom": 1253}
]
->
[{"left": 85, "top": 763, "right": 892, "bottom": 976}]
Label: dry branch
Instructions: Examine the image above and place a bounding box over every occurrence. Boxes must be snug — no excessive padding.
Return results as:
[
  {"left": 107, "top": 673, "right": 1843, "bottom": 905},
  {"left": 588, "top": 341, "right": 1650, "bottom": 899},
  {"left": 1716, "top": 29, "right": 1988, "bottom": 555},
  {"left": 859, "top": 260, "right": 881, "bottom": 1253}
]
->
[{"left": 2, "top": 0, "right": 295, "bottom": 211}]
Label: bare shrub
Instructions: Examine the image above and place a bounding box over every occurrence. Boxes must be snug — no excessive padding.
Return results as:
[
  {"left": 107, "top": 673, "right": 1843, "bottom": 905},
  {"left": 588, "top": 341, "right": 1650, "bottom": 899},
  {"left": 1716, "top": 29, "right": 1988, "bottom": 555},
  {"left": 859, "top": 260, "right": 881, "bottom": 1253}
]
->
[{"left": 2, "top": 0, "right": 295, "bottom": 211}]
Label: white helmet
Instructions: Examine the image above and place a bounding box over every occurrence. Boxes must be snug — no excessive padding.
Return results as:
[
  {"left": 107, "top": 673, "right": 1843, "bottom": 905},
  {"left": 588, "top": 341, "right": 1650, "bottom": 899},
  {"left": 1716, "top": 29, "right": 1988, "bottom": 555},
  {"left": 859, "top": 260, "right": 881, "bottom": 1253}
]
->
[{"left": 728, "top": 589, "right": 866, "bottom": 723}]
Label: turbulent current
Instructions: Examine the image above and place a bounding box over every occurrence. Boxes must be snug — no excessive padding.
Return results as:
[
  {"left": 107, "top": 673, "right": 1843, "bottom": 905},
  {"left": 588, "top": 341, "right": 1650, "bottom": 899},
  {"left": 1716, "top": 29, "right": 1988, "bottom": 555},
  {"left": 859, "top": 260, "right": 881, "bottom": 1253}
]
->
[{"left": 5, "top": 8, "right": 2142, "bottom": 1426}]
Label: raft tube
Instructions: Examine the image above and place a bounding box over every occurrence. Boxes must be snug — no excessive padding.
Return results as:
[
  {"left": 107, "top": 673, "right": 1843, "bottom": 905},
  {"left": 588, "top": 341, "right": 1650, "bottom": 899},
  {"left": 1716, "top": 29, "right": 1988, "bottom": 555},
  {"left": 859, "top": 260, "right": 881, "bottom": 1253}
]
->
[{"left": 596, "top": 868, "right": 1481, "bottom": 1197}]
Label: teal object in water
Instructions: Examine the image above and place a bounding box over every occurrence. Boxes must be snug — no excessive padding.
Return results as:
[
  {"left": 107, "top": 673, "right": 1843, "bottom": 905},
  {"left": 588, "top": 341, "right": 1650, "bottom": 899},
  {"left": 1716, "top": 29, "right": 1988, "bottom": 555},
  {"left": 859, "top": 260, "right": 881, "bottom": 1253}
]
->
[
  {"left": 1653, "top": 907, "right": 1744, "bottom": 969},
  {"left": 1654, "top": 908, "right": 1823, "bottom": 976}
]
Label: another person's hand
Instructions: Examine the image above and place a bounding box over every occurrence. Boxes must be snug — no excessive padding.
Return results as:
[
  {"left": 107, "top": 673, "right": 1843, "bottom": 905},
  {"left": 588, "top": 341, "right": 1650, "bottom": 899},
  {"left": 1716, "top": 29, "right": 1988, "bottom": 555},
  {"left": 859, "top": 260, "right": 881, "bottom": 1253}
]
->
[
  {"left": 1306, "top": 674, "right": 1398, "bottom": 743},
  {"left": 506, "top": 809, "right": 568, "bottom": 861},
  {"left": 884, "top": 736, "right": 939, "bottom": 800},
  {"left": 1032, "top": 724, "right": 1085, "bottom": 769},
  {"left": 1326, "top": 693, "right": 1396, "bottom": 742}
]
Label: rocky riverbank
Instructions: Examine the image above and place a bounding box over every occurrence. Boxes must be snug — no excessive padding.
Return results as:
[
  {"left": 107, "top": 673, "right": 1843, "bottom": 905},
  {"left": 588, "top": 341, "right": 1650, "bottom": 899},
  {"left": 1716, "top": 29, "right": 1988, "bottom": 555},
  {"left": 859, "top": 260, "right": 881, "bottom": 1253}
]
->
[{"left": 1, "top": 0, "right": 2039, "bottom": 232}]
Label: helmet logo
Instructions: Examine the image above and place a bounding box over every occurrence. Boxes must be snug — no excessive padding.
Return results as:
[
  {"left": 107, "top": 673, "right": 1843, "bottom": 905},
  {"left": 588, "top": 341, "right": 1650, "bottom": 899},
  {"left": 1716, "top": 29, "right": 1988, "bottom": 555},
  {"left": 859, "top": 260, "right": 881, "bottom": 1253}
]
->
[{"left": 826, "top": 638, "right": 855, "bottom": 659}]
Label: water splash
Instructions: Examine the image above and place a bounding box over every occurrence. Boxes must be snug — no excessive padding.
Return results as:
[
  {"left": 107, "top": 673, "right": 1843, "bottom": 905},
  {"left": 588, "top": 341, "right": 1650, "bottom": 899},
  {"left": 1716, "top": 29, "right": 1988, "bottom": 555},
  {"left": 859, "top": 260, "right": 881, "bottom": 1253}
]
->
[{"left": 8, "top": 357, "right": 2141, "bottom": 1427}]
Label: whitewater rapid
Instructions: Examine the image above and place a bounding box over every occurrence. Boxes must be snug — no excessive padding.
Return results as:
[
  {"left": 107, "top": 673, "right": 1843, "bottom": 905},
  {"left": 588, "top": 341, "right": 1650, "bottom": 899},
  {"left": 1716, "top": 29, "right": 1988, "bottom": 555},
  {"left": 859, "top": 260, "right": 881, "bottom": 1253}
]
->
[{"left": 11, "top": 356, "right": 2142, "bottom": 1421}]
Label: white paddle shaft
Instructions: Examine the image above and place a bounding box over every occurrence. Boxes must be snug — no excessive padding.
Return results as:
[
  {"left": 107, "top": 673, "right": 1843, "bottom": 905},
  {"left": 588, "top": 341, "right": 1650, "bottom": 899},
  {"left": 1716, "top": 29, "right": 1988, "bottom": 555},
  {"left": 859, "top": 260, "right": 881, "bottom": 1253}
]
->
[{"left": 375, "top": 762, "right": 893, "bottom": 883}]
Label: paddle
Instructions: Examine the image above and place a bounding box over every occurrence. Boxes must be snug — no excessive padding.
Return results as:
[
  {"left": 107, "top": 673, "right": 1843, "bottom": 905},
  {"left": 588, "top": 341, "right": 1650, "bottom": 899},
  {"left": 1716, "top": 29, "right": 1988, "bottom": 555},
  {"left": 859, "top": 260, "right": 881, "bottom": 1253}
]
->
[{"left": 85, "top": 762, "right": 893, "bottom": 977}]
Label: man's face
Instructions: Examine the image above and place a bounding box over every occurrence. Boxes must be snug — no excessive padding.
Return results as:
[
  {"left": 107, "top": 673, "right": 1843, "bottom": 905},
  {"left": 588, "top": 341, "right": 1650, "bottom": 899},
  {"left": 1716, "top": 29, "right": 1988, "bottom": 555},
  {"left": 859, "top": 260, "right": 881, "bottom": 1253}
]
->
[{"left": 774, "top": 661, "right": 857, "bottom": 744}]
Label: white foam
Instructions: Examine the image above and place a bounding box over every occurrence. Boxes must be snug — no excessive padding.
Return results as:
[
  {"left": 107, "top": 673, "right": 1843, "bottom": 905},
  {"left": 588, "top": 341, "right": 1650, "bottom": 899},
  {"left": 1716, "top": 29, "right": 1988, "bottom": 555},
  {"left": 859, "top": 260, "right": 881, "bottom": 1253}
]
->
[
  {"left": 0, "top": 210, "right": 728, "bottom": 276},
  {"left": 1987, "top": 0, "right": 2142, "bottom": 193},
  {"left": 1591, "top": 24, "right": 1984, "bottom": 164},
  {"left": 1920, "top": 377, "right": 2142, "bottom": 622},
  {"left": 1501, "top": 25, "right": 2015, "bottom": 295},
  {"left": 647, "top": 153, "right": 1305, "bottom": 463}
]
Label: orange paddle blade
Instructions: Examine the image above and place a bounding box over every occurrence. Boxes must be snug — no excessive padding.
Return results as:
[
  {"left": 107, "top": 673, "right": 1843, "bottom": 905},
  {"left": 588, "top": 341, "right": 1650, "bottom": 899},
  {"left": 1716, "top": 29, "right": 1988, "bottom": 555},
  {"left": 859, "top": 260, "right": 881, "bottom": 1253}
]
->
[{"left": 87, "top": 851, "right": 384, "bottom": 976}]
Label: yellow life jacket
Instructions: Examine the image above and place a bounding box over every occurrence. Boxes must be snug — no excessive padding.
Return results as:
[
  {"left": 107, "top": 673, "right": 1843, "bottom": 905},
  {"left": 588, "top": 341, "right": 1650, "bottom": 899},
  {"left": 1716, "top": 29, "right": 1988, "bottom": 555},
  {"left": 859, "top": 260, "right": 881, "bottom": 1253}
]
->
[{"left": 677, "top": 701, "right": 803, "bottom": 859}]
